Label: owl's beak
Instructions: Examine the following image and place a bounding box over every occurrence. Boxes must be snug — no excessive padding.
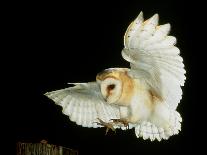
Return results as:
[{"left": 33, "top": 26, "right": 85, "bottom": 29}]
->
[
  {"left": 103, "top": 97, "right": 107, "bottom": 102},
  {"left": 103, "top": 95, "right": 110, "bottom": 103}
]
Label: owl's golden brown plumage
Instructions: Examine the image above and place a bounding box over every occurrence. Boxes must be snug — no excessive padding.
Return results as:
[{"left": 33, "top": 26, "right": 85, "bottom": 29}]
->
[{"left": 45, "top": 12, "right": 185, "bottom": 141}]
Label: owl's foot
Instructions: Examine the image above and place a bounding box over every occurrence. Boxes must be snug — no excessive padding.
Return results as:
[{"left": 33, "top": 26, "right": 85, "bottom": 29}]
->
[
  {"left": 110, "top": 119, "right": 129, "bottom": 129},
  {"left": 94, "top": 118, "right": 116, "bottom": 135}
]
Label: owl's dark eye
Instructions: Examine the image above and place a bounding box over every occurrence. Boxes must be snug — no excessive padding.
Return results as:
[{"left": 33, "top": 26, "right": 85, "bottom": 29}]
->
[{"left": 107, "top": 84, "right": 115, "bottom": 90}]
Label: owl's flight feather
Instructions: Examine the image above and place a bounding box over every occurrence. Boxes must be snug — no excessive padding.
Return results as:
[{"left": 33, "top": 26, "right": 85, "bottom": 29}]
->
[{"left": 45, "top": 82, "right": 121, "bottom": 128}]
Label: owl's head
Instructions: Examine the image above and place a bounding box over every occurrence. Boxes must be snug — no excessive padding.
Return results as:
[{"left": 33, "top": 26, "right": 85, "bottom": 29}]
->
[{"left": 96, "top": 68, "right": 134, "bottom": 105}]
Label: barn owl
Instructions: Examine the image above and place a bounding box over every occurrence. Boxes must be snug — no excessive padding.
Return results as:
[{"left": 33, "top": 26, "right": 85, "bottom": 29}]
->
[{"left": 45, "top": 12, "right": 186, "bottom": 141}]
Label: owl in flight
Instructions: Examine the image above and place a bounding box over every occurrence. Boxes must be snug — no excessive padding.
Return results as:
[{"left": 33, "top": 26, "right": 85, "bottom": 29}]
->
[{"left": 45, "top": 12, "right": 186, "bottom": 141}]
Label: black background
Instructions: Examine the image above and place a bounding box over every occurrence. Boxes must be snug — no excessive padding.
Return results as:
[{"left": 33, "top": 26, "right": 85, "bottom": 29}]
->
[{"left": 12, "top": 0, "right": 202, "bottom": 154}]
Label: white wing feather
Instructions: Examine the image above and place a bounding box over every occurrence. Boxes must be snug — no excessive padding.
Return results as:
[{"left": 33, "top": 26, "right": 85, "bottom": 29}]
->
[
  {"left": 45, "top": 82, "right": 120, "bottom": 128},
  {"left": 122, "top": 12, "right": 186, "bottom": 110},
  {"left": 135, "top": 110, "right": 182, "bottom": 141}
]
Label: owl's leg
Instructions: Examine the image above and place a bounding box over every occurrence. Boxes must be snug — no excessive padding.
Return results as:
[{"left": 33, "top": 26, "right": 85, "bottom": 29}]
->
[
  {"left": 94, "top": 118, "right": 116, "bottom": 135},
  {"left": 111, "top": 106, "right": 130, "bottom": 129},
  {"left": 110, "top": 119, "right": 129, "bottom": 129}
]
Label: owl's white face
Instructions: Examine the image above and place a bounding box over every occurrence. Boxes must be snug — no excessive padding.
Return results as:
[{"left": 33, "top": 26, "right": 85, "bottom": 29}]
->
[
  {"left": 96, "top": 68, "right": 134, "bottom": 105},
  {"left": 100, "top": 77, "right": 122, "bottom": 104}
]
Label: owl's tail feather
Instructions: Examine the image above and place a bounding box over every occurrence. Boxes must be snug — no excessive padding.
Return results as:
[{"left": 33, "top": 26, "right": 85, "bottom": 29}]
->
[{"left": 135, "top": 111, "right": 182, "bottom": 141}]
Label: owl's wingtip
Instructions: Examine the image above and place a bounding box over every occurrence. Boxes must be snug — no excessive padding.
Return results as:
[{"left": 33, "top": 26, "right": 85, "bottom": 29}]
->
[
  {"left": 138, "top": 11, "right": 143, "bottom": 18},
  {"left": 44, "top": 92, "right": 50, "bottom": 97}
]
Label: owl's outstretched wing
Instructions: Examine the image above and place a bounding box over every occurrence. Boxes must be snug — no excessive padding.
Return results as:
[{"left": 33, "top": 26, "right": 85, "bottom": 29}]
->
[
  {"left": 45, "top": 82, "right": 120, "bottom": 128},
  {"left": 122, "top": 12, "right": 186, "bottom": 110}
]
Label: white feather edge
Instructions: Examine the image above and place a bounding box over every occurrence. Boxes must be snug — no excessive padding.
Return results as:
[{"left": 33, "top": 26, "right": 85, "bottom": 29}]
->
[
  {"left": 124, "top": 11, "right": 144, "bottom": 48},
  {"left": 135, "top": 111, "right": 182, "bottom": 141}
]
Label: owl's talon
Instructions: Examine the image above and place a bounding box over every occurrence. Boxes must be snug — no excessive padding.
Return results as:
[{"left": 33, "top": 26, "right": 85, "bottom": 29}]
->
[
  {"left": 110, "top": 119, "right": 129, "bottom": 129},
  {"left": 94, "top": 118, "right": 116, "bottom": 135}
]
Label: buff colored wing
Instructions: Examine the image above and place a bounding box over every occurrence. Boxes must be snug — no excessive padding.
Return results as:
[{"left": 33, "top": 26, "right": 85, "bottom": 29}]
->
[
  {"left": 122, "top": 12, "right": 186, "bottom": 110},
  {"left": 45, "top": 82, "right": 120, "bottom": 128}
]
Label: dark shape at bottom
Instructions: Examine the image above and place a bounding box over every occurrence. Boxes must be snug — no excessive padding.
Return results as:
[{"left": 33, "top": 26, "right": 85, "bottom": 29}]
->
[{"left": 16, "top": 141, "right": 78, "bottom": 155}]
